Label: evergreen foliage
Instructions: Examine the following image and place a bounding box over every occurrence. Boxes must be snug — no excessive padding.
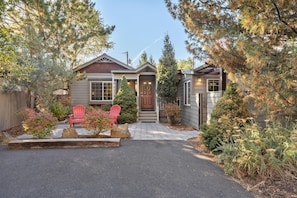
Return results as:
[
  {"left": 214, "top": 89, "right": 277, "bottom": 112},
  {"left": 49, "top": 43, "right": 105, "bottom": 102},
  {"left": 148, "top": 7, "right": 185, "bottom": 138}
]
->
[
  {"left": 0, "top": 0, "right": 114, "bottom": 109},
  {"left": 113, "top": 76, "right": 137, "bottom": 123},
  {"left": 138, "top": 51, "right": 148, "bottom": 66},
  {"left": 201, "top": 83, "right": 249, "bottom": 151},
  {"left": 166, "top": 0, "right": 297, "bottom": 121},
  {"left": 157, "top": 34, "right": 178, "bottom": 103},
  {"left": 138, "top": 51, "right": 156, "bottom": 66}
]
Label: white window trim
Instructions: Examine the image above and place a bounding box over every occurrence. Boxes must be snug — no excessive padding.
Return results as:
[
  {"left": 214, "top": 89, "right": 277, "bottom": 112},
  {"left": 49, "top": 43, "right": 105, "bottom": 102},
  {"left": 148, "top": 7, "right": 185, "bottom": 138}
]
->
[
  {"left": 207, "top": 79, "right": 220, "bottom": 92},
  {"left": 90, "top": 81, "right": 113, "bottom": 102},
  {"left": 184, "top": 80, "right": 191, "bottom": 106}
]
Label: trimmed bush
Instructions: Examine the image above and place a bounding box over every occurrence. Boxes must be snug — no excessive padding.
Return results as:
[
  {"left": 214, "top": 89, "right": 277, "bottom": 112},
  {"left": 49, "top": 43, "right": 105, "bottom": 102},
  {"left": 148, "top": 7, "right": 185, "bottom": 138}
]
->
[
  {"left": 113, "top": 76, "right": 137, "bottom": 123},
  {"left": 201, "top": 83, "right": 249, "bottom": 151}
]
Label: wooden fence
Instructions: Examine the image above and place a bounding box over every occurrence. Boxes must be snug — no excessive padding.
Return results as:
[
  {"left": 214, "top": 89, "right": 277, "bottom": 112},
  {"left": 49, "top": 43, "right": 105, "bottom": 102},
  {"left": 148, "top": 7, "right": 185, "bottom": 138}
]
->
[{"left": 0, "top": 91, "right": 27, "bottom": 131}]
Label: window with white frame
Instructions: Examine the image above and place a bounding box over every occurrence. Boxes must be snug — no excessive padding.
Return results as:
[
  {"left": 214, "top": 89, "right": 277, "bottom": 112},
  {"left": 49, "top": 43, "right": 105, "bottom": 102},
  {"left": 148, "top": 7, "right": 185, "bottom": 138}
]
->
[
  {"left": 184, "top": 81, "right": 191, "bottom": 105},
  {"left": 207, "top": 79, "right": 219, "bottom": 91},
  {"left": 90, "top": 81, "right": 112, "bottom": 101}
]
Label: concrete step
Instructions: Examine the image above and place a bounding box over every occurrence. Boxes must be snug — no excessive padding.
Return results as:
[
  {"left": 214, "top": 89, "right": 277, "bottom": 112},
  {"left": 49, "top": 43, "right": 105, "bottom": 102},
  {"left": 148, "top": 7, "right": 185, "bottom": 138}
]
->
[{"left": 139, "top": 111, "right": 157, "bottom": 121}]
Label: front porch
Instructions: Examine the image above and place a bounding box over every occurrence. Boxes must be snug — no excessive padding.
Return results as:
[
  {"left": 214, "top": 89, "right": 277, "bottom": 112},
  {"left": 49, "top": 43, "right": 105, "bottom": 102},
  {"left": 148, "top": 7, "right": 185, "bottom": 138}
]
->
[{"left": 112, "top": 63, "right": 158, "bottom": 122}]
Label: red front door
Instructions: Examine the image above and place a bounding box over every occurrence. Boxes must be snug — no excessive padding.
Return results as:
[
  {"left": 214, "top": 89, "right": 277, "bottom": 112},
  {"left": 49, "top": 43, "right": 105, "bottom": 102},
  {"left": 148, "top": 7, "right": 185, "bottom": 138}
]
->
[{"left": 141, "top": 81, "right": 154, "bottom": 109}]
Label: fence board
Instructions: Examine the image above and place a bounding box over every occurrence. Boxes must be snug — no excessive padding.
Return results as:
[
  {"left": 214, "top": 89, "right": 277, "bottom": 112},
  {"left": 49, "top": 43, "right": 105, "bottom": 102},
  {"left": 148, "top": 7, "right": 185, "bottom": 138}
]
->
[{"left": 0, "top": 91, "right": 27, "bottom": 131}]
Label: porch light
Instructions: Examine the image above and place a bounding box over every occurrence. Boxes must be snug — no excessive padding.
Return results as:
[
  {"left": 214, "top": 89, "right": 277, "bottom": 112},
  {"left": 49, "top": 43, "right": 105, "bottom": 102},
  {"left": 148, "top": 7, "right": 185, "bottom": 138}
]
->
[{"left": 196, "top": 77, "right": 202, "bottom": 85}]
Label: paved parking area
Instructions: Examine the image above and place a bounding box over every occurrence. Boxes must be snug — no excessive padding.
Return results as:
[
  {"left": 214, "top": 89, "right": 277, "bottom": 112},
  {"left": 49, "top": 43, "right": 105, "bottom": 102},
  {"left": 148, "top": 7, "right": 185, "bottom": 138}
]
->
[{"left": 0, "top": 141, "right": 254, "bottom": 198}]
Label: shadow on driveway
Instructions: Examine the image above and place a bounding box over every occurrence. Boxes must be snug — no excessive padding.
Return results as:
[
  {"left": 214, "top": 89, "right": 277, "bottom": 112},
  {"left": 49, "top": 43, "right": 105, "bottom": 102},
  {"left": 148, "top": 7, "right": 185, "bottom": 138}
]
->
[{"left": 0, "top": 140, "right": 254, "bottom": 198}]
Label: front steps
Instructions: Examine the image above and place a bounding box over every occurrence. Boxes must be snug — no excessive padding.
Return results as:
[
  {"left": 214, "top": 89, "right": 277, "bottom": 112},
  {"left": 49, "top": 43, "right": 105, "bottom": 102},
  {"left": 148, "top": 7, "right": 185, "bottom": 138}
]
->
[{"left": 138, "top": 111, "right": 158, "bottom": 123}]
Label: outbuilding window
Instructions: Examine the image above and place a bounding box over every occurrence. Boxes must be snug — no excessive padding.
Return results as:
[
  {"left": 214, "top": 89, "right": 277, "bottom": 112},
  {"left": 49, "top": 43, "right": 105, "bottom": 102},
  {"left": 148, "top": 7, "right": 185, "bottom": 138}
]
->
[
  {"left": 184, "top": 81, "right": 191, "bottom": 105},
  {"left": 207, "top": 79, "right": 219, "bottom": 92}
]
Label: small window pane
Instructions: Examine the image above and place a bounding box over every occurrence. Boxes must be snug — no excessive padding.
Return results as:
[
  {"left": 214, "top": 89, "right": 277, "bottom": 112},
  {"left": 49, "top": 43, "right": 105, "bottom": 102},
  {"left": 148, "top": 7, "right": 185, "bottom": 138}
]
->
[
  {"left": 184, "top": 81, "right": 191, "bottom": 105},
  {"left": 208, "top": 80, "right": 219, "bottom": 92},
  {"left": 90, "top": 81, "right": 112, "bottom": 101}
]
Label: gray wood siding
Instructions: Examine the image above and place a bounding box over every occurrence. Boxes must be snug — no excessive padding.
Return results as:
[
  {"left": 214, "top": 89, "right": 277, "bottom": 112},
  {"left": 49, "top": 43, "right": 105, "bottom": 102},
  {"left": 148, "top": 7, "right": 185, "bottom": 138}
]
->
[
  {"left": 179, "top": 75, "right": 205, "bottom": 130},
  {"left": 70, "top": 79, "right": 89, "bottom": 106},
  {"left": 206, "top": 91, "right": 222, "bottom": 123}
]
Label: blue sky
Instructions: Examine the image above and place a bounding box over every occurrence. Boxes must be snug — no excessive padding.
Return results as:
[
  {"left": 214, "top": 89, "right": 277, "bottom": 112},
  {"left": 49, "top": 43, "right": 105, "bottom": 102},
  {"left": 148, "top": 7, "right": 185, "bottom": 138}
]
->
[{"left": 94, "top": 0, "right": 201, "bottom": 67}]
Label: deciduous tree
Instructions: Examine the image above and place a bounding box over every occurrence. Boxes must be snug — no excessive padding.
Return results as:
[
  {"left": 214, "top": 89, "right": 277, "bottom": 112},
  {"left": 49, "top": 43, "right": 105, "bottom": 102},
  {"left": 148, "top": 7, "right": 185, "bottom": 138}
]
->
[
  {"left": 177, "top": 57, "right": 193, "bottom": 70},
  {"left": 0, "top": 0, "right": 114, "bottom": 109}
]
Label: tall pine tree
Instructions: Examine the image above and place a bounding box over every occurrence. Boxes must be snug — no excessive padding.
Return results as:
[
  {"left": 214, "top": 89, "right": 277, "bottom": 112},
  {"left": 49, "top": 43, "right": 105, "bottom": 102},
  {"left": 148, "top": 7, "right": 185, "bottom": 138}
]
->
[
  {"left": 157, "top": 34, "right": 178, "bottom": 103},
  {"left": 166, "top": 0, "right": 297, "bottom": 121}
]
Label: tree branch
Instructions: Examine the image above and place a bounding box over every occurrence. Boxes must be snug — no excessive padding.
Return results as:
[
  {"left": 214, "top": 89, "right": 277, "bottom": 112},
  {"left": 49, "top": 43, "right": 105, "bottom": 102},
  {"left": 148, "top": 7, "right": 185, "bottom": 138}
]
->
[{"left": 270, "top": 0, "right": 297, "bottom": 35}]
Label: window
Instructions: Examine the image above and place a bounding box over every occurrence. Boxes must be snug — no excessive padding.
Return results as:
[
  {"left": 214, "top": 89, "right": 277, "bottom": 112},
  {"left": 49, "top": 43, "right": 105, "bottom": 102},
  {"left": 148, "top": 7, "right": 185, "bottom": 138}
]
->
[
  {"left": 90, "top": 81, "right": 112, "bottom": 101},
  {"left": 184, "top": 81, "right": 191, "bottom": 105},
  {"left": 207, "top": 79, "right": 219, "bottom": 91}
]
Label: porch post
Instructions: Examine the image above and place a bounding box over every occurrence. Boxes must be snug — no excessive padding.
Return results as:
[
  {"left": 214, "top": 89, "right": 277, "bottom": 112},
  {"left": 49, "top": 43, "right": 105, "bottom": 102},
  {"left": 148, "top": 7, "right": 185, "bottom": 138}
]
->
[
  {"left": 112, "top": 74, "right": 115, "bottom": 103},
  {"left": 136, "top": 74, "right": 140, "bottom": 120},
  {"left": 155, "top": 74, "right": 159, "bottom": 122}
]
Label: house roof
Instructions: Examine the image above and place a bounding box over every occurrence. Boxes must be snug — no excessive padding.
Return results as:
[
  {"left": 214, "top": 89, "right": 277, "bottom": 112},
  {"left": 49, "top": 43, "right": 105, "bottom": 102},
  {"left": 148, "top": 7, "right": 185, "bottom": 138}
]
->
[
  {"left": 111, "top": 62, "right": 156, "bottom": 74},
  {"left": 194, "top": 63, "right": 221, "bottom": 75},
  {"left": 73, "top": 53, "right": 134, "bottom": 72}
]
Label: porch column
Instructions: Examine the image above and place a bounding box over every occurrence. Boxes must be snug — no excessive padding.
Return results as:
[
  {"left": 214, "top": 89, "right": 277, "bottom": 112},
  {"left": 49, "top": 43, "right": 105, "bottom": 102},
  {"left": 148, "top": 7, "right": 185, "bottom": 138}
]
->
[
  {"left": 155, "top": 74, "right": 159, "bottom": 122},
  {"left": 112, "top": 74, "right": 115, "bottom": 102},
  {"left": 136, "top": 74, "right": 140, "bottom": 119}
]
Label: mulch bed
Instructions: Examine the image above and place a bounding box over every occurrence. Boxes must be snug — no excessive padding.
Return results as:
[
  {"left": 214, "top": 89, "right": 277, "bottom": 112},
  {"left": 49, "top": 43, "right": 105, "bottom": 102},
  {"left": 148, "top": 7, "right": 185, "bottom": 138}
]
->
[{"left": 2, "top": 125, "right": 24, "bottom": 137}]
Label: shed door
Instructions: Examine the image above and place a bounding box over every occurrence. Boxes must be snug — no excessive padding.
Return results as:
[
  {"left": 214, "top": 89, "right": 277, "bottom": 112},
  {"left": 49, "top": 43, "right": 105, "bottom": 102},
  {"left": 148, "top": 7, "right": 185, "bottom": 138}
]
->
[{"left": 141, "top": 81, "right": 154, "bottom": 109}]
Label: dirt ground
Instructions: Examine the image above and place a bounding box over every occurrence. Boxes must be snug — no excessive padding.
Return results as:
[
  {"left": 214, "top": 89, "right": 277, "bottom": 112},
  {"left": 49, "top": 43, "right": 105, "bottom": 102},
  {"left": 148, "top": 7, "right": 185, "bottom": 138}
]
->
[{"left": 1, "top": 124, "right": 297, "bottom": 197}]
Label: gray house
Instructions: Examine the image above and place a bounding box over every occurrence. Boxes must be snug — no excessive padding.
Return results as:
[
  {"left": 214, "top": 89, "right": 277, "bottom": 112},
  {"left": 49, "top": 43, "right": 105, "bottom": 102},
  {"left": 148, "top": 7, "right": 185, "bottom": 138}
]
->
[
  {"left": 70, "top": 53, "right": 226, "bottom": 127},
  {"left": 177, "top": 63, "right": 227, "bottom": 129},
  {"left": 70, "top": 53, "right": 158, "bottom": 122}
]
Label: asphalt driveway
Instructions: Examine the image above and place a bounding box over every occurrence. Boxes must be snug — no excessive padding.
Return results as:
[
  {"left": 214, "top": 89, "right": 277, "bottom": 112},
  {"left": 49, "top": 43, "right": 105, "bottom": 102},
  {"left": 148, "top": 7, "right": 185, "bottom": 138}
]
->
[{"left": 0, "top": 140, "right": 254, "bottom": 198}]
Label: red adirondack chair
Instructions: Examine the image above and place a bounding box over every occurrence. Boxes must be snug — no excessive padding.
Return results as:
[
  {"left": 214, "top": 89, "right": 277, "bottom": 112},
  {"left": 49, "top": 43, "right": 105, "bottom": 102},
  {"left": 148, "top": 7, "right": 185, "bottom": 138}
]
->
[
  {"left": 109, "top": 104, "right": 121, "bottom": 128},
  {"left": 69, "top": 105, "right": 86, "bottom": 128}
]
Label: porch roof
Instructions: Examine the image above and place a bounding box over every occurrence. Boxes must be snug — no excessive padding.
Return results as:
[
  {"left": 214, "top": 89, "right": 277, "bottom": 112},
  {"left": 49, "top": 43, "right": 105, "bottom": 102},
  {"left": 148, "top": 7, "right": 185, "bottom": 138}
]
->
[
  {"left": 193, "top": 63, "right": 220, "bottom": 75},
  {"left": 111, "top": 62, "right": 156, "bottom": 74}
]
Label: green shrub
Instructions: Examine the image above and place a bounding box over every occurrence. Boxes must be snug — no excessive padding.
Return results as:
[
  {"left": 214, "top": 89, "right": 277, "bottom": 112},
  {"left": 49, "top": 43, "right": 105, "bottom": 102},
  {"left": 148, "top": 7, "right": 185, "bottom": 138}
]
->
[
  {"left": 22, "top": 108, "right": 57, "bottom": 138},
  {"left": 201, "top": 83, "right": 249, "bottom": 151},
  {"left": 216, "top": 120, "right": 297, "bottom": 180},
  {"left": 101, "top": 104, "right": 111, "bottom": 111},
  {"left": 113, "top": 76, "right": 137, "bottom": 123},
  {"left": 49, "top": 101, "right": 70, "bottom": 121}
]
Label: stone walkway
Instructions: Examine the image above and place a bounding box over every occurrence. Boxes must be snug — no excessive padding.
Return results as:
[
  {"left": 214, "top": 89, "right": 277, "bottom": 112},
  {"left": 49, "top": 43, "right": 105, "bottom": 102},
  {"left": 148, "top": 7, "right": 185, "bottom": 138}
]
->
[
  {"left": 17, "top": 122, "right": 199, "bottom": 140},
  {"left": 129, "top": 122, "right": 198, "bottom": 140}
]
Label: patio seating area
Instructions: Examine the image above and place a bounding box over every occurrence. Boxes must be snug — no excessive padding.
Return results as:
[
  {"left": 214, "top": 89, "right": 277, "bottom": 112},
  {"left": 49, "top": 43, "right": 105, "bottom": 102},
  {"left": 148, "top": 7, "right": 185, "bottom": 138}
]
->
[{"left": 16, "top": 122, "right": 199, "bottom": 141}]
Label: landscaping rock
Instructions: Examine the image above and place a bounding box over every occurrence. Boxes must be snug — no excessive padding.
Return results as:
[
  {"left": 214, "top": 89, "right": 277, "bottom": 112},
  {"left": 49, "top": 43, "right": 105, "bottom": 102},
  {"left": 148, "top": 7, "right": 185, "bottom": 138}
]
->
[
  {"left": 62, "top": 128, "right": 78, "bottom": 138},
  {"left": 111, "top": 123, "right": 131, "bottom": 138}
]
